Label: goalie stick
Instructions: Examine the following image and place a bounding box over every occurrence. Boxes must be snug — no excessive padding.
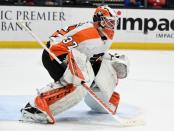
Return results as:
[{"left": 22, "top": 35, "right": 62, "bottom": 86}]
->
[{"left": 18, "top": 21, "right": 144, "bottom": 127}]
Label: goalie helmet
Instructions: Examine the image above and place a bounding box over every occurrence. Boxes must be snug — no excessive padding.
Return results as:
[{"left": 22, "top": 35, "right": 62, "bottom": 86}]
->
[{"left": 93, "top": 5, "right": 117, "bottom": 40}]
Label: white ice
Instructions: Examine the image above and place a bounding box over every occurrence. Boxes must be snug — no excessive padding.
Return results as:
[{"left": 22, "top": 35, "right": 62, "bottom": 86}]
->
[{"left": 0, "top": 49, "right": 174, "bottom": 131}]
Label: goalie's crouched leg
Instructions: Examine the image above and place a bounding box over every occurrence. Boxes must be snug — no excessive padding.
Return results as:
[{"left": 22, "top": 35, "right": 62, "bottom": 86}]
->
[
  {"left": 21, "top": 49, "right": 95, "bottom": 124},
  {"left": 84, "top": 58, "right": 122, "bottom": 114},
  {"left": 85, "top": 90, "right": 120, "bottom": 114},
  {"left": 21, "top": 83, "right": 87, "bottom": 124}
]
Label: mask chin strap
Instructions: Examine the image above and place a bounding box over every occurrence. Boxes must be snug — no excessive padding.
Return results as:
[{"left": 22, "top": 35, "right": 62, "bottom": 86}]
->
[{"left": 98, "top": 27, "right": 108, "bottom": 40}]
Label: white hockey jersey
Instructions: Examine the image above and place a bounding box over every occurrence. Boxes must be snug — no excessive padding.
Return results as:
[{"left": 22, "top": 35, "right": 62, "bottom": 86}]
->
[{"left": 49, "top": 22, "right": 113, "bottom": 60}]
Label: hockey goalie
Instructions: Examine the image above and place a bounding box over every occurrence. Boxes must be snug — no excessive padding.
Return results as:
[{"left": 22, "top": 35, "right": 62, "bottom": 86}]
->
[{"left": 20, "top": 5, "right": 129, "bottom": 124}]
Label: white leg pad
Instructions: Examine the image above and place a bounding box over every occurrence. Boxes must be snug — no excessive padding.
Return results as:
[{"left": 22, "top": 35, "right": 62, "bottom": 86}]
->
[
  {"left": 50, "top": 85, "right": 87, "bottom": 115},
  {"left": 84, "top": 59, "right": 118, "bottom": 113}
]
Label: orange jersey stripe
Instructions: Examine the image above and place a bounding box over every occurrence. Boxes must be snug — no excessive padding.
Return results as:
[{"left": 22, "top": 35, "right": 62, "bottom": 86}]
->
[
  {"left": 59, "top": 29, "right": 68, "bottom": 35},
  {"left": 51, "top": 29, "right": 67, "bottom": 37},
  {"left": 51, "top": 31, "right": 59, "bottom": 37},
  {"left": 51, "top": 25, "right": 77, "bottom": 37},
  {"left": 72, "top": 27, "right": 100, "bottom": 44},
  {"left": 67, "top": 25, "right": 77, "bottom": 31}
]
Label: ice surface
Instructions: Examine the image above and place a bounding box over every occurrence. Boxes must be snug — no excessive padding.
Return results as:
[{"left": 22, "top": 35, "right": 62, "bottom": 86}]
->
[
  {"left": 0, "top": 49, "right": 174, "bottom": 131},
  {"left": 0, "top": 95, "right": 142, "bottom": 121}
]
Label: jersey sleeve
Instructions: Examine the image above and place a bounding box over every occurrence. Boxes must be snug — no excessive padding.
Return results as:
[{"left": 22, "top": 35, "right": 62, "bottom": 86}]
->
[
  {"left": 51, "top": 25, "right": 77, "bottom": 37},
  {"left": 49, "top": 43, "right": 69, "bottom": 61},
  {"left": 49, "top": 25, "right": 78, "bottom": 60}
]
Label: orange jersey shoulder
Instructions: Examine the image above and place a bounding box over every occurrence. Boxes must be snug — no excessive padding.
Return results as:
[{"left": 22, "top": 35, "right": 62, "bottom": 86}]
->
[
  {"left": 49, "top": 22, "right": 101, "bottom": 60},
  {"left": 51, "top": 25, "right": 77, "bottom": 37}
]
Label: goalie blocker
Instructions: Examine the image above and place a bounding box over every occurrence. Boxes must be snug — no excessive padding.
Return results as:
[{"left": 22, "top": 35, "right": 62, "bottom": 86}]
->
[{"left": 20, "top": 49, "right": 129, "bottom": 124}]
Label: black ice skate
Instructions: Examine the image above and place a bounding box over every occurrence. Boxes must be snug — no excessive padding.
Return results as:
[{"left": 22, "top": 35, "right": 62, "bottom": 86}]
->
[{"left": 20, "top": 103, "right": 51, "bottom": 124}]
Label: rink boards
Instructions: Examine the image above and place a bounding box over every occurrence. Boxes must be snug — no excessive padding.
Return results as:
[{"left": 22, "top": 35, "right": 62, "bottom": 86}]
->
[
  {"left": 0, "top": 6, "right": 174, "bottom": 50},
  {"left": 1, "top": 41, "right": 174, "bottom": 50}
]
